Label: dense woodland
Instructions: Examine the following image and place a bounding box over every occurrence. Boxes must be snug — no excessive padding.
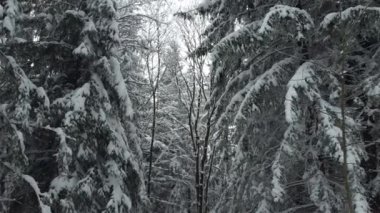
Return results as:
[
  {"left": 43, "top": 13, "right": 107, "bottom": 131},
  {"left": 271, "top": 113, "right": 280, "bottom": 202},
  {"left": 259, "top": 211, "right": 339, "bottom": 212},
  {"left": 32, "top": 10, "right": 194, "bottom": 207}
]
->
[{"left": 1, "top": 0, "right": 380, "bottom": 212}]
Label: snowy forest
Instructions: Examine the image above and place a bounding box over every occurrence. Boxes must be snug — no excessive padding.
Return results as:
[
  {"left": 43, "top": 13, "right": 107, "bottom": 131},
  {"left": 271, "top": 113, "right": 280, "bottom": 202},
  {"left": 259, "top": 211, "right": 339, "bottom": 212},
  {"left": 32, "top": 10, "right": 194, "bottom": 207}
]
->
[{"left": 1, "top": 0, "right": 380, "bottom": 212}]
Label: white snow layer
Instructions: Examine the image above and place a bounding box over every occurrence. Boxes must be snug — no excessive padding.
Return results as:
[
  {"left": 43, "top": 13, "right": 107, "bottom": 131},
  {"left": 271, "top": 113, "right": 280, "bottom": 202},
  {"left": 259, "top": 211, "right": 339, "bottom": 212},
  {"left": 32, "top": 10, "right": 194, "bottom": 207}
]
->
[
  {"left": 259, "top": 5, "right": 314, "bottom": 36},
  {"left": 321, "top": 5, "right": 380, "bottom": 29},
  {"left": 285, "top": 62, "right": 316, "bottom": 123}
]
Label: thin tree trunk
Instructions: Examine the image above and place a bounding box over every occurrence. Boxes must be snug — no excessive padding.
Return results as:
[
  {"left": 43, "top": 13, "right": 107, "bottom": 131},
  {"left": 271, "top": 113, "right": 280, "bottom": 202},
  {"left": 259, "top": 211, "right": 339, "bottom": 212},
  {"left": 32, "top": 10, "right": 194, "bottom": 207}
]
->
[
  {"left": 340, "top": 72, "right": 354, "bottom": 213},
  {"left": 200, "top": 105, "right": 215, "bottom": 213},
  {"left": 204, "top": 146, "right": 215, "bottom": 213},
  {"left": 337, "top": 1, "right": 354, "bottom": 209},
  {"left": 195, "top": 139, "right": 201, "bottom": 213},
  {"left": 147, "top": 20, "right": 162, "bottom": 198},
  {"left": 147, "top": 90, "right": 157, "bottom": 197}
]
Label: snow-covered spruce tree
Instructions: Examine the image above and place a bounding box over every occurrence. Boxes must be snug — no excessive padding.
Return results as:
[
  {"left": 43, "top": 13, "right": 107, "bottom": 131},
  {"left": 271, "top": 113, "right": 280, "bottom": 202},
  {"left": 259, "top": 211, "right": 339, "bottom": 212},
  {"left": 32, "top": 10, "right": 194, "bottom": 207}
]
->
[
  {"left": 195, "top": 0, "right": 380, "bottom": 212},
  {"left": 0, "top": 0, "right": 147, "bottom": 212}
]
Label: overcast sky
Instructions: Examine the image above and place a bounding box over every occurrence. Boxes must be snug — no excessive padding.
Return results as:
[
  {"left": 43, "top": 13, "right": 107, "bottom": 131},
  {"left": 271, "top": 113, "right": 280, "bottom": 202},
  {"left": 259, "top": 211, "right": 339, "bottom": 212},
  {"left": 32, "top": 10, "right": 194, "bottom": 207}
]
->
[{"left": 171, "top": 0, "right": 200, "bottom": 13}]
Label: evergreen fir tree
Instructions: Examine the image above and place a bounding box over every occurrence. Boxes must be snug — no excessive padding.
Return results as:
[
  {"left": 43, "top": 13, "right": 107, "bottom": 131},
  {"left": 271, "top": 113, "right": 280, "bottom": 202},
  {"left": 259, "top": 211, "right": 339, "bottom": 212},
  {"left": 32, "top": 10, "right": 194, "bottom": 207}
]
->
[
  {"left": 0, "top": 0, "right": 147, "bottom": 212},
  {"left": 195, "top": 0, "right": 380, "bottom": 212}
]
